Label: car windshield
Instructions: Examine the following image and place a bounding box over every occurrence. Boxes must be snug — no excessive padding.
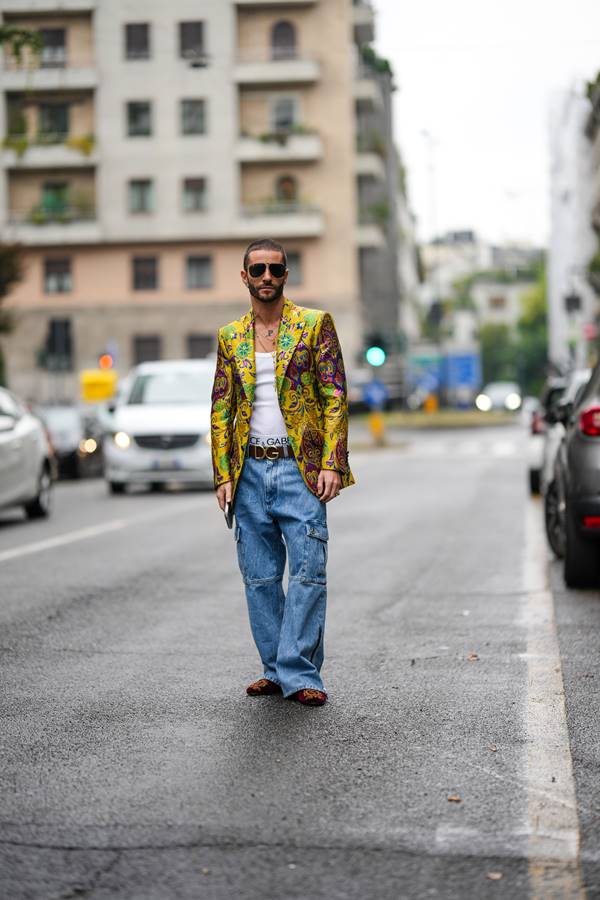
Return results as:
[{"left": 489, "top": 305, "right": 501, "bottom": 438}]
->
[{"left": 128, "top": 371, "right": 213, "bottom": 405}]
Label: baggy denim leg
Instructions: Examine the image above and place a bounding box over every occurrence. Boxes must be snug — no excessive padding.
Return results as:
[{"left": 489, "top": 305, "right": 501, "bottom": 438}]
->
[
  {"left": 234, "top": 456, "right": 328, "bottom": 696},
  {"left": 234, "top": 458, "right": 286, "bottom": 684},
  {"left": 273, "top": 462, "right": 327, "bottom": 695}
]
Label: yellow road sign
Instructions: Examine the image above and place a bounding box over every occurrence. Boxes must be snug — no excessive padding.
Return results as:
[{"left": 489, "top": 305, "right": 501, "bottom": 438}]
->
[{"left": 80, "top": 369, "right": 118, "bottom": 403}]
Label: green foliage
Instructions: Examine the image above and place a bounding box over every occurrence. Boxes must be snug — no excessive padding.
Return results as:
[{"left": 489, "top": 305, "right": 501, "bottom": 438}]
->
[
  {"left": 587, "top": 70, "right": 600, "bottom": 102},
  {"left": 477, "top": 267, "right": 548, "bottom": 395},
  {"left": 360, "top": 44, "right": 393, "bottom": 77},
  {"left": 0, "top": 25, "right": 42, "bottom": 62},
  {"left": 0, "top": 244, "right": 23, "bottom": 387},
  {"left": 515, "top": 271, "right": 548, "bottom": 396},
  {"left": 479, "top": 323, "right": 518, "bottom": 383},
  {"left": 2, "top": 134, "right": 29, "bottom": 158}
]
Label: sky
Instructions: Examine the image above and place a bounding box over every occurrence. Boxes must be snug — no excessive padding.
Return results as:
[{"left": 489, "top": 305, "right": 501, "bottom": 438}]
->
[{"left": 374, "top": 0, "right": 600, "bottom": 248}]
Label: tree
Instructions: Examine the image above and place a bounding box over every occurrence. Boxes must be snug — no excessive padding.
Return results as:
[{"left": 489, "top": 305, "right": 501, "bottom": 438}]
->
[
  {"left": 0, "top": 245, "right": 23, "bottom": 386},
  {"left": 515, "top": 268, "right": 548, "bottom": 396},
  {"left": 479, "top": 323, "right": 518, "bottom": 384}
]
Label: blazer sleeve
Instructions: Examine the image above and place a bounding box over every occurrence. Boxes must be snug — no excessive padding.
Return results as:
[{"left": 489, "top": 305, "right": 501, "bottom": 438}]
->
[
  {"left": 210, "top": 330, "right": 237, "bottom": 488},
  {"left": 314, "top": 313, "right": 350, "bottom": 475}
]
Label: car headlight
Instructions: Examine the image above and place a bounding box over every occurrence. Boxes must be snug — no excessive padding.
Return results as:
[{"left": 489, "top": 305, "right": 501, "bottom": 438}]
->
[
  {"left": 79, "top": 438, "right": 97, "bottom": 454},
  {"left": 475, "top": 393, "right": 492, "bottom": 412},
  {"left": 113, "top": 431, "right": 131, "bottom": 450},
  {"left": 505, "top": 393, "right": 521, "bottom": 411},
  {"left": 204, "top": 433, "right": 211, "bottom": 445}
]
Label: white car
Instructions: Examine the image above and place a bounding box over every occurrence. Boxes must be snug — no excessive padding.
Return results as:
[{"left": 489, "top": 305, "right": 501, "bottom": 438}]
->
[
  {"left": 103, "top": 359, "right": 215, "bottom": 494},
  {"left": 475, "top": 381, "right": 522, "bottom": 412},
  {"left": 0, "top": 386, "right": 54, "bottom": 518}
]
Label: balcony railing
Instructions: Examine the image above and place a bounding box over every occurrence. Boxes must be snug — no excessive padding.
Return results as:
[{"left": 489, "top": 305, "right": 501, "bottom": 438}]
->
[
  {"left": 235, "top": 49, "right": 321, "bottom": 85},
  {"left": 237, "top": 130, "right": 323, "bottom": 163},
  {"left": 9, "top": 205, "right": 96, "bottom": 226},
  {"left": 242, "top": 201, "right": 319, "bottom": 217}
]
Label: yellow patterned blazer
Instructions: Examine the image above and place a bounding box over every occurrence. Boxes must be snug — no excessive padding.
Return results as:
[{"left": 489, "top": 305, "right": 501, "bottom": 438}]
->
[{"left": 210, "top": 297, "right": 355, "bottom": 499}]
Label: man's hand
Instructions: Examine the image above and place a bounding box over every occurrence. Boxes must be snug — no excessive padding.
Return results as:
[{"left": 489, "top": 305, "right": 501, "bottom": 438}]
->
[
  {"left": 216, "top": 481, "right": 232, "bottom": 511},
  {"left": 317, "top": 469, "right": 341, "bottom": 503}
]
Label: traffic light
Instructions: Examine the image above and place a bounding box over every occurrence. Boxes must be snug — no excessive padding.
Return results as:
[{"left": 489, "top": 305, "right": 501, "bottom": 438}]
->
[
  {"left": 98, "top": 352, "right": 114, "bottom": 370},
  {"left": 365, "top": 345, "right": 386, "bottom": 366},
  {"left": 364, "top": 332, "right": 387, "bottom": 367}
]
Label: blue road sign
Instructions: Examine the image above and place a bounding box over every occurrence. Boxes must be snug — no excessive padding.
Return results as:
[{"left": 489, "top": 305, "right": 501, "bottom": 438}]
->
[{"left": 362, "top": 380, "right": 389, "bottom": 410}]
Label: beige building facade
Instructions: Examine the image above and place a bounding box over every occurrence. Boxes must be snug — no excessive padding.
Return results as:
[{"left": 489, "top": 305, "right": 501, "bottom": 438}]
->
[{"left": 0, "top": 0, "right": 381, "bottom": 401}]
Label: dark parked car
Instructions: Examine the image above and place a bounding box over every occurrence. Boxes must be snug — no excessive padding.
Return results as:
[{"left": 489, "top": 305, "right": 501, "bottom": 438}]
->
[
  {"left": 546, "top": 362, "right": 600, "bottom": 587},
  {"left": 36, "top": 405, "right": 104, "bottom": 478}
]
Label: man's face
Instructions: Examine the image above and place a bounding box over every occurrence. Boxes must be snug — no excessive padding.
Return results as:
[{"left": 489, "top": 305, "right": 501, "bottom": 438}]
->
[{"left": 241, "top": 249, "right": 288, "bottom": 305}]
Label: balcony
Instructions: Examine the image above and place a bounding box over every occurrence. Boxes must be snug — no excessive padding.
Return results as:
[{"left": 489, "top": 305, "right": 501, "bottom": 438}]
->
[
  {"left": 235, "top": 50, "right": 321, "bottom": 86},
  {"left": 236, "top": 0, "right": 318, "bottom": 5},
  {"left": 1, "top": 134, "right": 97, "bottom": 169},
  {"left": 354, "top": 64, "right": 384, "bottom": 109},
  {"left": 356, "top": 208, "right": 386, "bottom": 247},
  {"left": 237, "top": 131, "right": 323, "bottom": 164},
  {"left": 235, "top": 202, "right": 324, "bottom": 238},
  {"left": 1, "top": 0, "right": 94, "bottom": 9},
  {"left": 353, "top": 1, "right": 375, "bottom": 44},
  {"left": 355, "top": 151, "right": 386, "bottom": 180},
  {"left": 6, "top": 208, "right": 100, "bottom": 245},
  {"left": 1, "top": 60, "right": 97, "bottom": 92}
]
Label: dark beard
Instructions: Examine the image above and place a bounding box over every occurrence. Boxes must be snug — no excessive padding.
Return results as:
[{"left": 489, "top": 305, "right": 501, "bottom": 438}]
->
[{"left": 247, "top": 281, "right": 284, "bottom": 304}]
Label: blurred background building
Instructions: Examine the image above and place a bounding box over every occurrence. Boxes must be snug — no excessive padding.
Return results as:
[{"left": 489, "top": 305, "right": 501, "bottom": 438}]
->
[
  {"left": 547, "top": 87, "right": 597, "bottom": 372},
  {"left": 0, "top": 0, "right": 412, "bottom": 401}
]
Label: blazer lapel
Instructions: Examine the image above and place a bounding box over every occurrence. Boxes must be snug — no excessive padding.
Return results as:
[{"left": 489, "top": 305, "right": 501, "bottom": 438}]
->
[
  {"left": 275, "top": 297, "right": 304, "bottom": 396},
  {"left": 234, "top": 310, "right": 257, "bottom": 404}
]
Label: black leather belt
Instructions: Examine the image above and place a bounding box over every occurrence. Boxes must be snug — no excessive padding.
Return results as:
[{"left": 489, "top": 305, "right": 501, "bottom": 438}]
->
[{"left": 247, "top": 444, "right": 294, "bottom": 460}]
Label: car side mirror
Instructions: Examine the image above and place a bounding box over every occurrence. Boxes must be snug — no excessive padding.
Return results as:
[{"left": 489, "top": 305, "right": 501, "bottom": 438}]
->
[
  {"left": 557, "top": 401, "right": 573, "bottom": 425},
  {"left": 0, "top": 414, "right": 16, "bottom": 433}
]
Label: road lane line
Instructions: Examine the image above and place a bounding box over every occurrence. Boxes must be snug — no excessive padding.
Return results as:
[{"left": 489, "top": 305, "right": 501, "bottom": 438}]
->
[
  {"left": 522, "top": 500, "right": 587, "bottom": 898},
  {"left": 0, "top": 499, "right": 204, "bottom": 565}
]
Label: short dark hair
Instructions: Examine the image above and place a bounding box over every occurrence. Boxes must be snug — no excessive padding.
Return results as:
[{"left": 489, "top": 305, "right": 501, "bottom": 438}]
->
[{"left": 243, "top": 238, "right": 287, "bottom": 272}]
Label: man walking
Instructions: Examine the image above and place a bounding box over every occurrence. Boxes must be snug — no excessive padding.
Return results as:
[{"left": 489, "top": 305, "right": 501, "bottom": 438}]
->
[{"left": 211, "top": 238, "right": 354, "bottom": 706}]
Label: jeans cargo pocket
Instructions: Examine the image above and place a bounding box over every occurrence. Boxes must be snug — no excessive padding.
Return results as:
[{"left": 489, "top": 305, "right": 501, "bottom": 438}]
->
[{"left": 303, "top": 522, "right": 328, "bottom": 584}]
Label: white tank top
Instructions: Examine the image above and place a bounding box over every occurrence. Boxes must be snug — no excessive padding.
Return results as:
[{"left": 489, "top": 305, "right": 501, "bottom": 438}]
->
[{"left": 249, "top": 352, "right": 289, "bottom": 446}]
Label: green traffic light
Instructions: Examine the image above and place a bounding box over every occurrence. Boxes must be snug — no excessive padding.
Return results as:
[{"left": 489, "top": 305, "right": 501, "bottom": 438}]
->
[{"left": 366, "top": 346, "right": 386, "bottom": 367}]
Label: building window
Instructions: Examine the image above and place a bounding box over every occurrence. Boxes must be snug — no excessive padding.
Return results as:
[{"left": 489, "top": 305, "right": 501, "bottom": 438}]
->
[
  {"left": 44, "top": 258, "right": 72, "bottom": 294},
  {"left": 179, "top": 21, "right": 205, "bottom": 61},
  {"left": 128, "top": 179, "right": 154, "bottom": 214},
  {"left": 127, "top": 101, "right": 152, "bottom": 137},
  {"left": 45, "top": 318, "right": 73, "bottom": 370},
  {"left": 41, "top": 181, "right": 69, "bottom": 216},
  {"left": 182, "top": 177, "right": 207, "bottom": 212},
  {"left": 132, "top": 256, "right": 158, "bottom": 290},
  {"left": 275, "top": 174, "right": 298, "bottom": 205},
  {"left": 133, "top": 335, "right": 162, "bottom": 364},
  {"left": 286, "top": 251, "right": 302, "bottom": 286},
  {"left": 186, "top": 255, "right": 212, "bottom": 289},
  {"left": 187, "top": 334, "right": 213, "bottom": 358},
  {"left": 271, "top": 96, "right": 298, "bottom": 132},
  {"left": 125, "top": 23, "right": 150, "bottom": 60},
  {"left": 181, "top": 99, "right": 206, "bottom": 135},
  {"left": 489, "top": 296, "right": 506, "bottom": 310},
  {"left": 39, "top": 28, "right": 66, "bottom": 68},
  {"left": 39, "top": 102, "right": 69, "bottom": 141},
  {"left": 271, "top": 21, "right": 296, "bottom": 60}
]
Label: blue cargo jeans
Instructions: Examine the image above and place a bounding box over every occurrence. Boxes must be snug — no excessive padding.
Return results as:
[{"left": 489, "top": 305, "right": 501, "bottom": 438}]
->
[{"left": 233, "top": 455, "right": 328, "bottom": 697}]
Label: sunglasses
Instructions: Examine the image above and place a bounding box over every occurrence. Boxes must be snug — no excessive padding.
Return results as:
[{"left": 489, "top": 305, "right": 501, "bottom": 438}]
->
[{"left": 248, "top": 262, "right": 287, "bottom": 279}]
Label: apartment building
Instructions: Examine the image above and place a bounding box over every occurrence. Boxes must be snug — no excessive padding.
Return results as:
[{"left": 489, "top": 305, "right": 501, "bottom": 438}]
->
[{"left": 0, "top": 0, "right": 399, "bottom": 400}]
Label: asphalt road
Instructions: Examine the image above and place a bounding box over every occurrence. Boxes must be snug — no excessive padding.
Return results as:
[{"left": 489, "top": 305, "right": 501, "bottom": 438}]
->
[{"left": 0, "top": 425, "right": 598, "bottom": 900}]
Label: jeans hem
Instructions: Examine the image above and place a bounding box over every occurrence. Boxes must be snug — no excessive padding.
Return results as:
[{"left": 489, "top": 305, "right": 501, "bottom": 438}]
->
[{"left": 282, "top": 683, "right": 327, "bottom": 699}]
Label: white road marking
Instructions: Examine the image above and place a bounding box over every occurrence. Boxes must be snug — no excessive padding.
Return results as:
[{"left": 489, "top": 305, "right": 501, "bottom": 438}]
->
[
  {"left": 522, "top": 500, "right": 586, "bottom": 896},
  {"left": 0, "top": 499, "right": 203, "bottom": 565}
]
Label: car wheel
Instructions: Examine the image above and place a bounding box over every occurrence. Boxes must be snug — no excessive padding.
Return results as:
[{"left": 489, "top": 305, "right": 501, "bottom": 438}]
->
[
  {"left": 24, "top": 465, "right": 52, "bottom": 519},
  {"left": 544, "top": 481, "right": 564, "bottom": 558},
  {"left": 529, "top": 469, "right": 541, "bottom": 495},
  {"left": 108, "top": 481, "right": 126, "bottom": 495},
  {"left": 564, "top": 503, "right": 599, "bottom": 588}
]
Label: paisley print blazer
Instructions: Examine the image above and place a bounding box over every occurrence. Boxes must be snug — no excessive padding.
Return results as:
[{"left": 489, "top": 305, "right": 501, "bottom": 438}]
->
[{"left": 210, "top": 297, "right": 355, "bottom": 499}]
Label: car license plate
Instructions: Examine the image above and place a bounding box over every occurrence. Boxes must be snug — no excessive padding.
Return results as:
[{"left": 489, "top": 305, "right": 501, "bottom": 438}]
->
[{"left": 151, "top": 458, "right": 182, "bottom": 470}]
